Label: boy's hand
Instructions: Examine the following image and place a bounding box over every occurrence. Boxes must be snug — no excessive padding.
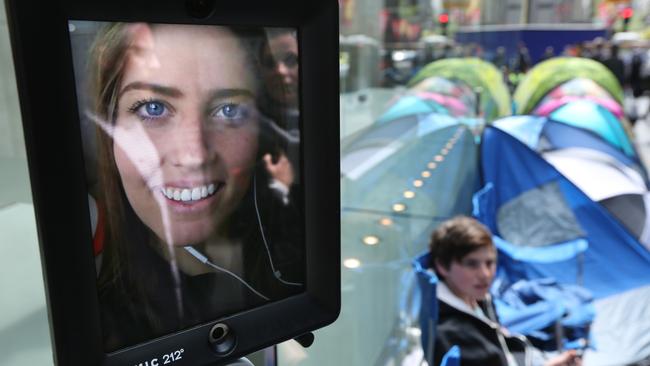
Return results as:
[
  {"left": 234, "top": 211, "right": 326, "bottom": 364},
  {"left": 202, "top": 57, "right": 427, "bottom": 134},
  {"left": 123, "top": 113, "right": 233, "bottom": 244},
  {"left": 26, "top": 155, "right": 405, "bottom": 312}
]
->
[{"left": 545, "top": 350, "right": 582, "bottom": 366}]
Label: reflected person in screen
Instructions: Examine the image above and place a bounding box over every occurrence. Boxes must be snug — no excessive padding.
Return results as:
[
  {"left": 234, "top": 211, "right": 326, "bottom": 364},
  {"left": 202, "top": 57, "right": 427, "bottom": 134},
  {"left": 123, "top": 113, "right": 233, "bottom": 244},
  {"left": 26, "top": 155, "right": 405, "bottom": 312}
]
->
[
  {"left": 258, "top": 29, "right": 300, "bottom": 180},
  {"left": 260, "top": 28, "right": 299, "bottom": 116},
  {"left": 88, "top": 23, "right": 304, "bottom": 351},
  {"left": 429, "top": 216, "right": 581, "bottom": 366}
]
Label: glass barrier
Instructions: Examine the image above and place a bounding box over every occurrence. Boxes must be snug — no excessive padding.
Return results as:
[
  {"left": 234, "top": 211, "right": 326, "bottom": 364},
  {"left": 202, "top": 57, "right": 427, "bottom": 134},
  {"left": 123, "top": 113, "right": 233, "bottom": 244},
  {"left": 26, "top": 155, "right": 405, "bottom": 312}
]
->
[{"left": 281, "top": 1, "right": 650, "bottom": 365}]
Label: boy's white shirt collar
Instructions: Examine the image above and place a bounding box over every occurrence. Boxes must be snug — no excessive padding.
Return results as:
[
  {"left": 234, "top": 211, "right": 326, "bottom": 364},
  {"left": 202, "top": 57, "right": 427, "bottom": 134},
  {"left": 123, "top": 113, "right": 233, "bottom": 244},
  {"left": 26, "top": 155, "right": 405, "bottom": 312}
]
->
[{"left": 437, "top": 281, "right": 495, "bottom": 325}]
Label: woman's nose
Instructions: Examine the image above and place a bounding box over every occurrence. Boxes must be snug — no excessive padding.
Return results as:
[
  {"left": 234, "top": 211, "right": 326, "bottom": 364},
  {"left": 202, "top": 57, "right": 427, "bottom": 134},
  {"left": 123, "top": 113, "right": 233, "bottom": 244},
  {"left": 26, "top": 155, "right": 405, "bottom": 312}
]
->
[{"left": 170, "top": 120, "right": 211, "bottom": 168}]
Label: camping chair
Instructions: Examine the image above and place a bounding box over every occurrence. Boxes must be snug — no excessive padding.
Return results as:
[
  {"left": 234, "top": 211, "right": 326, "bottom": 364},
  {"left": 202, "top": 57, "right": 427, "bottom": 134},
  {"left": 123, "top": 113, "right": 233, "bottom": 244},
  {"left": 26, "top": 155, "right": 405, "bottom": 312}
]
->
[
  {"left": 492, "top": 275, "right": 594, "bottom": 352},
  {"left": 413, "top": 252, "right": 438, "bottom": 365},
  {"left": 413, "top": 252, "right": 463, "bottom": 366},
  {"left": 440, "top": 346, "right": 460, "bottom": 366}
]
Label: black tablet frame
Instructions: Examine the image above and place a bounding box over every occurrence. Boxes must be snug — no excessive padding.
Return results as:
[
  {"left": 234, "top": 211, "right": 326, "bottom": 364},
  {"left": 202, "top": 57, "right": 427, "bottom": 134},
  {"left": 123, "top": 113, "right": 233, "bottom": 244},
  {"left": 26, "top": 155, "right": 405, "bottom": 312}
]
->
[{"left": 4, "top": 0, "right": 340, "bottom": 365}]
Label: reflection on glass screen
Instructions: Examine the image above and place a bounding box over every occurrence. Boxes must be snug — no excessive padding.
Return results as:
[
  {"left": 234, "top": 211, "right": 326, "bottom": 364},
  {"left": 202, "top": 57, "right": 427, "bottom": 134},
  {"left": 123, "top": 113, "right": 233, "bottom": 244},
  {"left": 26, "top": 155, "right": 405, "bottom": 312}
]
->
[{"left": 68, "top": 21, "right": 304, "bottom": 352}]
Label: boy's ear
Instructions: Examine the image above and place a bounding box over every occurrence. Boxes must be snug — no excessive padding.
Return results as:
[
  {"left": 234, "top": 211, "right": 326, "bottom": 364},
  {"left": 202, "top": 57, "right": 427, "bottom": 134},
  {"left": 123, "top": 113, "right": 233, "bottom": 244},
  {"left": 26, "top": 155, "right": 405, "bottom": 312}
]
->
[{"left": 434, "top": 260, "right": 448, "bottom": 278}]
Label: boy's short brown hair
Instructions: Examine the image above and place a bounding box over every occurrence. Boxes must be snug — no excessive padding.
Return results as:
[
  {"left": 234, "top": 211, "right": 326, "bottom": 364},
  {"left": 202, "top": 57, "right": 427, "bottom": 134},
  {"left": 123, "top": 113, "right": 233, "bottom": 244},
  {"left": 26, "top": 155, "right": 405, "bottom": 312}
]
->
[{"left": 429, "top": 216, "right": 494, "bottom": 275}]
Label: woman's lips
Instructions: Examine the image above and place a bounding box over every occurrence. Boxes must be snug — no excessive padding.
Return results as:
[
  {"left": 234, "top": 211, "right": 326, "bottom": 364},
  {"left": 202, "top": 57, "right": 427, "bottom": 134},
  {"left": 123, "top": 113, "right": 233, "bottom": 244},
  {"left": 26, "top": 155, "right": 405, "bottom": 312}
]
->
[
  {"left": 160, "top": 182, "right": 223, "bottom": 202},
  {"left": 157, "top": 182, "right": 225, "bottom": 213}
]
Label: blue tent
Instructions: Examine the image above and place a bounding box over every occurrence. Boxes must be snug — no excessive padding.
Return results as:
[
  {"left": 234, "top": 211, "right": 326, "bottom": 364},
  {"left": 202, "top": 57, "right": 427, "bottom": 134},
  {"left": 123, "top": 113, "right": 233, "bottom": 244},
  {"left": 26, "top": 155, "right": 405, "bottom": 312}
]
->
[
  {"left": 492, "top": 116, "right": 650, "bottom": 245},
  {"left": 377, "top": 95, "right": 450, "bottom": 124},
  {"left": 475, "top": 125, "right": 650, "bottom": 299},
  {"left": 493, "top": 115, "right": 645, "bottom": 178},
  {"left": 476, "top": 124, "right": 650, "bottom": 364},
  {"left": 376, "top": 94, "right": 483, "bottom": 133},
  {"left": 549, "top": 100, "right": 635, "bottom": 158}
]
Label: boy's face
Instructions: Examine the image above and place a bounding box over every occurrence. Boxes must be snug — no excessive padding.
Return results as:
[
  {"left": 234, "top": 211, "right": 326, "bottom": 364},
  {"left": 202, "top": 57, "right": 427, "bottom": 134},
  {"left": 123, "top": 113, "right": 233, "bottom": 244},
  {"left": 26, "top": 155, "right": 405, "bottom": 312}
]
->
[{"left": 437, "top": 246, "right": 497, "bottom": 304}]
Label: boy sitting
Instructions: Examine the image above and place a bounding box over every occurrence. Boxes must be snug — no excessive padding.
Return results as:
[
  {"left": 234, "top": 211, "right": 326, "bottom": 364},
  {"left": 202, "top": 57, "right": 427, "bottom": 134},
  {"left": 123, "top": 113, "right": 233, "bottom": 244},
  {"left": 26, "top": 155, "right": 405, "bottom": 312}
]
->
[{"left": 429, "top": 216, "right": 581, "bottom": 366}]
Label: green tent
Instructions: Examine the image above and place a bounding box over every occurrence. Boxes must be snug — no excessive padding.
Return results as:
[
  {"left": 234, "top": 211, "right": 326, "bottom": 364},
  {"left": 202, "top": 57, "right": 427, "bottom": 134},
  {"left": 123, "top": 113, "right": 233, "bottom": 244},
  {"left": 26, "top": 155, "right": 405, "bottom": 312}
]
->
[
  {"left": 408, "top": 57, "right": 511, "bottom": 122},
  {"left": 513, "top": 57, "right": 624, "bottom": 115}
]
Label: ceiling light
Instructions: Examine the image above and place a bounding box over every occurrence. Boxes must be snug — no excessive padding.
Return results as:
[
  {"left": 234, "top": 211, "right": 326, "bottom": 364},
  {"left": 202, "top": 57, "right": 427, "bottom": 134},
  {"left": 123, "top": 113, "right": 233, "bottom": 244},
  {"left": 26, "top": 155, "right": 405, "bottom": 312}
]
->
[
  {"left": 392, "top": 203, "right": 406, "bottom": 212},
  {"left": 343, "top": 258, "right": 361, "bottom": 269},
  {"left": 362, "top": 235, "right": 380, "bottom": 245}
]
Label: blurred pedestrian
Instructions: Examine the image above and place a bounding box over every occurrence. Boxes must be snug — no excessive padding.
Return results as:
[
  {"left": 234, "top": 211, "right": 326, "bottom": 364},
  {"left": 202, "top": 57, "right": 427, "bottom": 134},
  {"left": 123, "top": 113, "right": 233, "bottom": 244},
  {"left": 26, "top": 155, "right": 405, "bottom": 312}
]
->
[
  {"left": 591, "top": 38, "right": 605, "bottom": 62},
  {"left": 540, "top": 46, "right": 555, "bottom": 62},
  {"left": 443, "top": 43, "right": 455, "bottom": 58},
  {"left": 492, "top": 46, "right": 507, "bottom": 68},
  {"left": 475, "top": 45, "right": 484, "bottom": 60},
  {"left": 580, "top": 42, "right": 593, "bottom": 59},
  {"left": 514, "top": 43, "right": 531, "bottom": 73},
  {"left": 631, "top": 49, "right": 645, "bottom": 98},
  {"left": 602, "top": 44, "right": 625, "bottom": 87}
]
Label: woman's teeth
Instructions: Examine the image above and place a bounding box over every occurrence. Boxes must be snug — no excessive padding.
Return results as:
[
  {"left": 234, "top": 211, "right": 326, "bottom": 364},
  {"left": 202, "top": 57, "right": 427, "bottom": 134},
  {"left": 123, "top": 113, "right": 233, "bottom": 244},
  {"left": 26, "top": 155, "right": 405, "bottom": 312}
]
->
[{"left": 162, "top": 183, "right": 217, "bottom": 202}]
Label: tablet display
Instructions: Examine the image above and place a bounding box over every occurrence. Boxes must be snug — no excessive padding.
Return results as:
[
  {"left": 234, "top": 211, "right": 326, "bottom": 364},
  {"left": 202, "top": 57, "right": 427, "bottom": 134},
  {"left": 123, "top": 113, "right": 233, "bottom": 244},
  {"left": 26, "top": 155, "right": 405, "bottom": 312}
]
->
[{"left": 68, "top": 21, "right": 305, "bottom": 352}]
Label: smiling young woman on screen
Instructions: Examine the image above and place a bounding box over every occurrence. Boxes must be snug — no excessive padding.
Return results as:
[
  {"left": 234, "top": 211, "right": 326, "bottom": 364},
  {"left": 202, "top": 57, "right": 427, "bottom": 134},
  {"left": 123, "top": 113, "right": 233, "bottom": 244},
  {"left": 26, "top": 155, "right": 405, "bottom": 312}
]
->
[{"left": 87, "top": 23, "right": 304, "bottom": 351}]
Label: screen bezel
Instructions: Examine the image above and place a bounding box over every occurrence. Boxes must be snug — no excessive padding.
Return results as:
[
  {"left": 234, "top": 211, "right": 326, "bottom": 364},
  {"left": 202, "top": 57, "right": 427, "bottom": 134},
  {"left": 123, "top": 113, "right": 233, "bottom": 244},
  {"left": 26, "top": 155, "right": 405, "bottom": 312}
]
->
[{"left": 5, "top": 0, "right": 340, "bottom": 365}]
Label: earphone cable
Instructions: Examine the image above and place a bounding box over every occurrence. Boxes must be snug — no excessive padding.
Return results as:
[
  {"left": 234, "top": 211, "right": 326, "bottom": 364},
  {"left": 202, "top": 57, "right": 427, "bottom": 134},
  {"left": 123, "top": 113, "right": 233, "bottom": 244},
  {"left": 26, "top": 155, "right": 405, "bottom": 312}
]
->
[
  {"left": 253, "top": 174, "right": 303, "bottom": 287},
  {"left": 183, "top": 246, "right": 270, "bottom": 301}
]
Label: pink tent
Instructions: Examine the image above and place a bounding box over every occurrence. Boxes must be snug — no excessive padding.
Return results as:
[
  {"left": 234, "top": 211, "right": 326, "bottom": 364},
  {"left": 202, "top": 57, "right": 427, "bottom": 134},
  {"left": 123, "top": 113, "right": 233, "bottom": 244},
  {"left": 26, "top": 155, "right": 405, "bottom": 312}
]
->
[
  {"left": 534, "top": 95, "right": 624, "bottom": 119},
  {"left": 413, "top": 91, "right": 469, "bottom": 116}
]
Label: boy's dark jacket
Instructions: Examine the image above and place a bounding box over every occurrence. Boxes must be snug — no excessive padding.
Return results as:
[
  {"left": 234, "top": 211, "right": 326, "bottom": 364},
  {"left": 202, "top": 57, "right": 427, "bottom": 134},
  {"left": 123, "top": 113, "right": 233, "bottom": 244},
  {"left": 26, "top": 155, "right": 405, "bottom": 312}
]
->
[{"left": 433, "top": 282, "right": 529, "bottom": 366}]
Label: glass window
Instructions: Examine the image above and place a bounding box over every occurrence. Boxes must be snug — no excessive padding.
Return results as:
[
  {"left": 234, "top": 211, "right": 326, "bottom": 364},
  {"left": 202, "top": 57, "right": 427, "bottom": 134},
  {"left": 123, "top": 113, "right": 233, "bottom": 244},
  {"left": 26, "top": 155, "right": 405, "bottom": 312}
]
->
[{"left": 282, "top": 0, "right": 650, "bottom": 365}]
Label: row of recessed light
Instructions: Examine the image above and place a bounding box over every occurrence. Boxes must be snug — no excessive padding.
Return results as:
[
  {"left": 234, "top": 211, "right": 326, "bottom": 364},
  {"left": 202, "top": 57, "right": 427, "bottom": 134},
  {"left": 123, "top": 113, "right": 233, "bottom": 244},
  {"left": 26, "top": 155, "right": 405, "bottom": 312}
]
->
[
  {"left": 344, "top": 127, "right": 465, "bottom": 269},
  {"left": 389, "top": 127, "right": 463, "bottom": 216}
]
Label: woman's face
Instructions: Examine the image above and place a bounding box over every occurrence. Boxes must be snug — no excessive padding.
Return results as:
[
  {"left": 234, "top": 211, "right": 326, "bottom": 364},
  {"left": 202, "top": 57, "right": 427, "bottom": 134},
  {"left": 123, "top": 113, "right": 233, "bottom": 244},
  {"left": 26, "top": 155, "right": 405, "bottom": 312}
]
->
[
  {"left": 112, "top": 24, "right": 259, "bottom": 246},
  {"left": 261, "top": 33, "right": 299, "bottom": 107}
]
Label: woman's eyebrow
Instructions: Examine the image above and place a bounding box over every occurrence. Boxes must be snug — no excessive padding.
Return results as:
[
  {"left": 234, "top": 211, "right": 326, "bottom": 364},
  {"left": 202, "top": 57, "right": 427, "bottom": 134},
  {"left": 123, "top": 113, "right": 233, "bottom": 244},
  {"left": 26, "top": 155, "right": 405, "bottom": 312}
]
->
[
  {"left": 209, "top": 88, "right": 255, "bottom": 100},
  {"left": 119, "top": 82, "right": 183, "bottom": 98}
]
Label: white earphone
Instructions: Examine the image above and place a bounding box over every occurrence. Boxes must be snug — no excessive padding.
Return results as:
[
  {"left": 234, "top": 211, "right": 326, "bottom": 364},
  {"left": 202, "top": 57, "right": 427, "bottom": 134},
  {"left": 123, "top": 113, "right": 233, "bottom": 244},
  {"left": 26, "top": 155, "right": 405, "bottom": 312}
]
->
[{"left": 183, "top": 173, "right": 303, "bottom": 301}]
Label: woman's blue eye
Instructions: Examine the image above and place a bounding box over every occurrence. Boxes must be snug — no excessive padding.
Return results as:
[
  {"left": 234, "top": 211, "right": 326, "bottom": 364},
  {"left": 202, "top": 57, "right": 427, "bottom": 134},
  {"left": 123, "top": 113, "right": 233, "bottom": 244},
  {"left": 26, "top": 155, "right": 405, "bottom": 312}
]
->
[
  {"left": 144, "top": 102, "right": 165, "bottom": 117},
  {"left": 128, "top": 100, "right": 169, "bottom": 121},
  {"left": 214, "top": 103, "right": 250, "bottom": 121},
  {"left": 221, "top": 104, "right": 239, "bottom": 118}
]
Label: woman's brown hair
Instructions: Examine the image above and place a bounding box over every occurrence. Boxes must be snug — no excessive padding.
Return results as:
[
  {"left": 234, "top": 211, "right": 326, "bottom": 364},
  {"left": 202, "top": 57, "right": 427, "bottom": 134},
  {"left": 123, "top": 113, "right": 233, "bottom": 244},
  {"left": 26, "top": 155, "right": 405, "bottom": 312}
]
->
[
  {"left": 89, "top": 23, "right": 139, "bottom": 296},
  {"left": 87, "top": 23, "right": 271, "bottom": 344}
]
